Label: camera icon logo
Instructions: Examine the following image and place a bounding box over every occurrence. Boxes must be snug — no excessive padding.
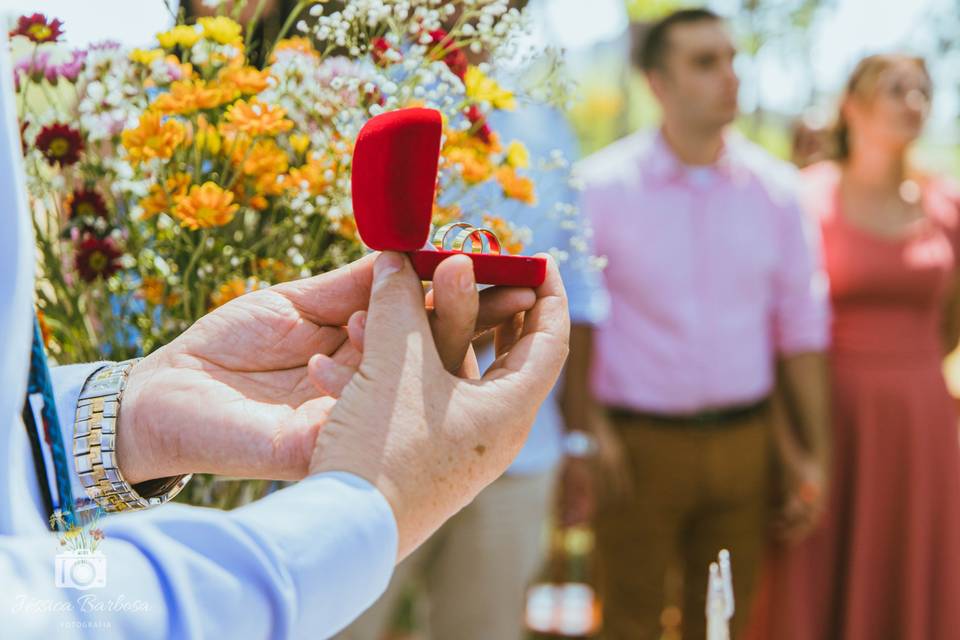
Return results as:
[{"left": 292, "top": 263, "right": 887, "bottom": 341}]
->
[{"left": 55, "top": 549, "right": 107, "bottom": 590}]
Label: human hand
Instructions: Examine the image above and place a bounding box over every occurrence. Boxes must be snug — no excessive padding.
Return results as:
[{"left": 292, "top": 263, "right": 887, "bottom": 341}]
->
[
  {"left": 308, "top": 251, "right": 570, "bottom": 559},
  {"left": 115, "top": 252, "right": 536, "bottom": 485},
  {"left": 773, "top": 447, "right": 828, "bottom": 545}
]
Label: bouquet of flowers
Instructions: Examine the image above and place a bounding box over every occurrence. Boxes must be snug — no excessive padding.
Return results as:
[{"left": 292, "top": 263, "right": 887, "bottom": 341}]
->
[{"left": 9, "top": 0, "right": 577, "bottom": 507}]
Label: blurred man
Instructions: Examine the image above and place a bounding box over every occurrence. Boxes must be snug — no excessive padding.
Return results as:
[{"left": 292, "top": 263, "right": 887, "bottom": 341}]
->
[{"left": 563, "top": 9, "right": 830, "bottom": 640}]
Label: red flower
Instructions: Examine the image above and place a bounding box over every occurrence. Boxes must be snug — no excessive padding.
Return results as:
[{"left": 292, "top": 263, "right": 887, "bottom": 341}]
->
[
  {"left": 35, "top": 123, "right": 83, "bottom": 166},
  {"left": 9, "top": 13, "right": 64, "bottom": 44},
  {"left": 464, "top": 105, "right": 493, "bottom": 145},
  {"left": 426, "top": 29, "right": 468, "bottom": 80},
  {"left": 75, "top": 234, "right": 122, "bottom": 282},
  {"left": 370, "top": 37, "right": 399, "bottom": 67},
  {"left": 66, "top": 188, "right": 108, "bottom": 219}
]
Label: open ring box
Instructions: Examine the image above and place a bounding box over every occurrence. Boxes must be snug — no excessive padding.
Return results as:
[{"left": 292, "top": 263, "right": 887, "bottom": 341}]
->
[{"left": 351, "top": 107, "right": 547, "bottom": 288}]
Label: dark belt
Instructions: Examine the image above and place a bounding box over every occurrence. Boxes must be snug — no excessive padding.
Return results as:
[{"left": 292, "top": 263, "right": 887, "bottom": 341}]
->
[{"left": 607, "top": 398, "right": 770, "bottom": 427}]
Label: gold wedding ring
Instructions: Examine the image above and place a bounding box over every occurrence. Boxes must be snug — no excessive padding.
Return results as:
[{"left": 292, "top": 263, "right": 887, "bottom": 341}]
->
[{"left": 431, "top": 222, "right": 502, "bottom": 255}]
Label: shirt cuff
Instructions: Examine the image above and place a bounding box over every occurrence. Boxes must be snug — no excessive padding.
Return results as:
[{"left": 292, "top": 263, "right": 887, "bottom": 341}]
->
[
  {"left": 43, "top": 361, "right": 110, "bottom": 512},
  {"left": 230, "top": 471, "right": 398, "bottom": 635}
]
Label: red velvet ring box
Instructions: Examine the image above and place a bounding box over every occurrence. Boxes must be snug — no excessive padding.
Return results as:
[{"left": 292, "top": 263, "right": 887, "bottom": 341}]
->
[{"left": 351, "top": 107, "right": 547, "bottom": 288}]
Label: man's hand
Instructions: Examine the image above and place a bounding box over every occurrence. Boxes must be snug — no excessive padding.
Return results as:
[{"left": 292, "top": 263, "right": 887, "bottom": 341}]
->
[
  {"left": 559, "top": 411, "right": 631, "bottom": 527},
  {"left": 309, "top": 252, "right": 570, "bottom": 559},
  {"left": 116, "top": 253, "right": 536, "bottom": 485},
  {"left": 773, "top": 442, "right": 828, "bottom": 545}
]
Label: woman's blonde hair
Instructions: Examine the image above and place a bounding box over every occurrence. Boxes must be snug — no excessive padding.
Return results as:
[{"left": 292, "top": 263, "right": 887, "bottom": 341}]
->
[{"left": 830, "top": 53, "right": 930, "bottom": 161}]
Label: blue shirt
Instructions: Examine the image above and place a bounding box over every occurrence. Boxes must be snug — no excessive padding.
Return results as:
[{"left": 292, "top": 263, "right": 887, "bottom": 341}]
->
[{"left": 471, "top": 104, "right": 609, "bottom": 475}]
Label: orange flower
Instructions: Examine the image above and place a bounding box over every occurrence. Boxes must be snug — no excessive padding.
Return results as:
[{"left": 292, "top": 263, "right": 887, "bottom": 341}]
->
[
  {"left": 286, "top": 152, "right": 333, "bottom": 196},
  {"left": 270, "top": 37, "right": 319, "bottom": 61},
  {"left": 239, "top": 139, "right": 288, "bottom": 178},
  {"left": 431, "top": 203, "right": 462, "bottom": 227},
  {"left": 444, "top": 145, "right": 492, "bottom": 184},
  {"left": 221, "top": 99, "right": 293, "bottom": 137},
  {"left": 139, "top": 276, "right": 167, "bottom": 305},
  {"left": 254, "top": 258, "right": 297, "bottom": 283},
  {"left": 140, "top": 172, "right": 191, "bottom": 219},
  {"left": 482, "top": 214, "right": 525, "bottom": 255},
  {"left": 121, "top": 112, "right": 186, "bottom": 165},
  {"left": 151, "top": 79, "right": 237, "bottom": 115},
  {"left": 210, "top": 277, "right": 268, "bottom": 309},
  {"left": 219, "top": 65, "right": 270, "bottom": 95},
  {"left": 173, "top": 182, "right": 239, "bottom": 230},
  {"left": 494, "top": 166, "right": 536, "bottom": 205}
]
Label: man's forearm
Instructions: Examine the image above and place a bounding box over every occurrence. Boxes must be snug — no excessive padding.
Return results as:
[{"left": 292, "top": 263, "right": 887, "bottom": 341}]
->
[{"left": 777, "top": 351, "right": 831, "bottom": 462}]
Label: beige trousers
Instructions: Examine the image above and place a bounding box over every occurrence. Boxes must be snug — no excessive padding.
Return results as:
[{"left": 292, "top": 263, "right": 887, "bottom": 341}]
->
[{"left": 337, "top": 469, "right": 557, "bottom": 640}]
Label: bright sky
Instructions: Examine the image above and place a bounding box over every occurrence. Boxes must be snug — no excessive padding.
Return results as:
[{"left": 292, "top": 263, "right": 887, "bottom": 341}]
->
[{"left": 0, "top": 0, "right": 951, "bottom": 123}]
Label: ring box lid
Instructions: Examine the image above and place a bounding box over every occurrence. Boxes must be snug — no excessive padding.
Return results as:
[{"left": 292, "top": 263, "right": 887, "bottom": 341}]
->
[{"left": 351, "top": 107, "right": 441, "bottom": 252}]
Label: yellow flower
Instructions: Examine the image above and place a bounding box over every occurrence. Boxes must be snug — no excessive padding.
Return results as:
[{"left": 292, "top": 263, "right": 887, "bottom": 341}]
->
[
  {"left": 157, "top": 25, "right": 201, "bottom": 50},
  {"left": 210, "top": 277, "right": 268, "bottom": 309},
  {"left": 198, "top": 16, "right": 243, "bottom": 45},
  {"left": 505, "top": 140, "right": 529, "bottom": 169},
  {"left": 289, "top": 134, "right": 310, "bottom": 155},
  {"left": 482, "top": 214, "right": 525, "bottom": 255},
  {"left": 464, "top": 66, "right": 516, "bottom": 111},
  {"left": 495, "top": 166, "right": 536, "bottom": 205},
  {"left": 218, "top": 65, "right": 270, "bottom": 95},
  {"left": 173, "top": 182, "right": 239, "bottom": 230},
  {"left": 222, "top": 99, "right": 293, "bottom": 137},
  {"left": 195, "top": 115, "right": 222, "bottom": 155},
  {"left": 122, "top": 112, "right": 186, "bottom": 165},
  {"left": 130, "top": 48, "right": 165, "bottom": 66},
  {"left": 140, "top": 172, "right": 191, "bottom": 219}
]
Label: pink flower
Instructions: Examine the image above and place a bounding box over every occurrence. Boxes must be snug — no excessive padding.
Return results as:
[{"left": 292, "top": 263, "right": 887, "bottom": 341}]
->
[
  {"left": 13, "top": 51, "right": 51, "bottom": 90},
  {"left": 47, "top": 50, "right": 86, "bottom": 84}
]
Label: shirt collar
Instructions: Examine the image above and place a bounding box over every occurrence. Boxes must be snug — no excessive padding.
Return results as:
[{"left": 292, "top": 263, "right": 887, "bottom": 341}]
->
[{"left": 641, "top": 128, "right": 747, "bottom": 186}]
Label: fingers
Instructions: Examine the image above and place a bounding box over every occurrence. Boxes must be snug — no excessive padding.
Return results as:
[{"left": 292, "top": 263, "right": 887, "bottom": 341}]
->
[
  {"left": 482, "top": 254, "right": 570, "bottom": 389},
  {"left": 425, "top": 283, "right": 536, "bottom": 339},
  {"left": 308, "top": 353, "right": 355, "bottom": 397},
  {"left": 273, "top": 252, "right": 378, "bottom": 327},
  {"left": 494, "top": 312, "right": 523, "bottom": 359},
  {"left": 347, "top": 310, "right": 366, "bottom": 352},
  {"left": 363, "top": 251, "right": 438, "bottom": 369},
  {"left": 429, "top": 254, "right": 479, "bottom": 372}
]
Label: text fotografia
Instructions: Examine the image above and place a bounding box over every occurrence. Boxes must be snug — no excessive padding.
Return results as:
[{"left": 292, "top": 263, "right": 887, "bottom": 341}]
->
[{"left": 12, "top": 593, "right": 150, "bottom": 615}]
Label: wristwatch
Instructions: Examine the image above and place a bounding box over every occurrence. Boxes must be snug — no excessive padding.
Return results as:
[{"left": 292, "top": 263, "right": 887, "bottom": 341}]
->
[
  {"left": 563, "top": 430, "right": 599, "bottom": 458},
  {"left": 73, "top": 359, "right": 191, "bottom": 512}
]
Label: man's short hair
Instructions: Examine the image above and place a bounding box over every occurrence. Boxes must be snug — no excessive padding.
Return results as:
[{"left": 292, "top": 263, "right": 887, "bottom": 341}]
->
[{"left": 635, "top": 8, "right": 722, "bottom": 71}]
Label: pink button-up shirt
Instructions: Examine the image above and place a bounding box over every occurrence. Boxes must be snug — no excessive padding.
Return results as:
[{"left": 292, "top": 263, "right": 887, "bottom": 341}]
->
[{"left": 578, "top": 131, "right": 829, "bottom": 414}]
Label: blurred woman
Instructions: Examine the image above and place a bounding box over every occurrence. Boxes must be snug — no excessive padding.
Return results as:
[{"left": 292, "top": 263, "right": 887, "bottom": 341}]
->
[{"left": 748, "top": 54, "right": 960, "bottom": 640}]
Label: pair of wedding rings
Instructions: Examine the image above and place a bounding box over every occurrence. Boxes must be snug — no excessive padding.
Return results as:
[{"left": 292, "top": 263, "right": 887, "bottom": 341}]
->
[{"left": 431, "top": 222, "right": 502, "bottom": 255}]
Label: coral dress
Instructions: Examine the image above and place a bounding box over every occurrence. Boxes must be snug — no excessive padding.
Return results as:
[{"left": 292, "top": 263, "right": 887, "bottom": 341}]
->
[{"left": 747, "top": 163, "right": 960, "bottom": 640}]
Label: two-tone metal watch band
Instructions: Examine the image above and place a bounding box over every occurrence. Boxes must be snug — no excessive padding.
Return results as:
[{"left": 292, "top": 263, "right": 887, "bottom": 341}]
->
[{"left": 74, "top": 359, "right": 192, "bottom": 512}]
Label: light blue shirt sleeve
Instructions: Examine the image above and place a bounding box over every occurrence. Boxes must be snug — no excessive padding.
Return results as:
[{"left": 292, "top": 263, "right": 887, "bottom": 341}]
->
[
  {"left": 3, "top": 474, "right": 398, "bottom": 638},
  {"left": 5, "top": 364, "right": 399, "bottom": 638}
]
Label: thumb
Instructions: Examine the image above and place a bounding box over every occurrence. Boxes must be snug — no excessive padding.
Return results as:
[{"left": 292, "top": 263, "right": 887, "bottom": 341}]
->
[{"left": 362, "top": 251, "right": 437, "bottom": 369}]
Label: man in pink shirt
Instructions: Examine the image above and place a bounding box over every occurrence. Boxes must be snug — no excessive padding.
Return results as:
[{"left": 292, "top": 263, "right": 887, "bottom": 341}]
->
[{"left": 560, "top": 9, "right": 831, "bottom": 639}]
